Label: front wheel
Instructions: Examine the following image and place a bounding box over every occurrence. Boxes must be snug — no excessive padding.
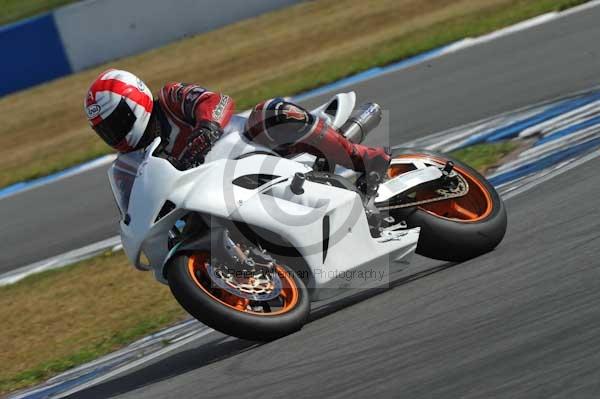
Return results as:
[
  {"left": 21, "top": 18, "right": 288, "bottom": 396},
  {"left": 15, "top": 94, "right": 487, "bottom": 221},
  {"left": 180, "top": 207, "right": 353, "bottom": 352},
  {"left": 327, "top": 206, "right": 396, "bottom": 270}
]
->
[
  {"left": 387, "top": 149, "right": 507, "bottom": 262},
  {"left": 167, "top": 252, "right": 310, "bottom": 341}
]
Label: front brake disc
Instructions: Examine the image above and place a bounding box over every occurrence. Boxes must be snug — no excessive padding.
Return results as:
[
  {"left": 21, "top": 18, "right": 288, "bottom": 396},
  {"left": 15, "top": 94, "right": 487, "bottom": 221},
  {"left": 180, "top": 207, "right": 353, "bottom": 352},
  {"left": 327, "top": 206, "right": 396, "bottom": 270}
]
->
[{"left": 206, "top": 262, "right": 283, "bottom": 301}]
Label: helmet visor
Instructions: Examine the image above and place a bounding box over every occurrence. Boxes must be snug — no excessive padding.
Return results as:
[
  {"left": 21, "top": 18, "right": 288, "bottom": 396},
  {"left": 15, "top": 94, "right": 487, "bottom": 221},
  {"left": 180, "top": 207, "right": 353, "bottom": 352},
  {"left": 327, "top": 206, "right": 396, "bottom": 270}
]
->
[{"left": 93, "top": 98, "right": 137, "bottom": 147}]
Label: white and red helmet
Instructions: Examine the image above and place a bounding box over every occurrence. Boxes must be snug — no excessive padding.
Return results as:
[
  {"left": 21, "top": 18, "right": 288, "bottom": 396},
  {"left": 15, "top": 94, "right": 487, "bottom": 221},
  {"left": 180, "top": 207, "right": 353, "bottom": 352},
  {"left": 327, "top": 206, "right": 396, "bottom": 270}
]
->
[{"left": 84, "top": 69, "right": 153, "bottom": 152}]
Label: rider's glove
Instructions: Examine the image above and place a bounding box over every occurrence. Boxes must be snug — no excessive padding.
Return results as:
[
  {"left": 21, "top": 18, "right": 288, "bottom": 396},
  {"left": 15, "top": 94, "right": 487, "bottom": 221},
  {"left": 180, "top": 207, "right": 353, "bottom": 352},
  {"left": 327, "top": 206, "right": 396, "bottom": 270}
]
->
[{"left": 180, "top": 121, "right": 224, "bottom": 168}]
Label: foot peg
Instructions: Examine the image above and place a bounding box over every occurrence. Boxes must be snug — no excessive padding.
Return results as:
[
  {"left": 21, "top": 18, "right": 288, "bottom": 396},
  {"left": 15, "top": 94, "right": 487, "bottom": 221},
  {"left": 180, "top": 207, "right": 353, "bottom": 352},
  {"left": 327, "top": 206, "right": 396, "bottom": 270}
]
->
[
  {"left": 290, "top": 172, "right": 306, "bottom": 195},
  {"left": 357, "top": 171, "right": 382, "bottom": 197},
  {"left": 366, "top": 171, "right": 383, "bottom": 196},
  {"left": 441, "top": 161, "right": 459, "bottom": 189},
  {"left": 442, "top": 161, "right": 455, "bottom": 176}
]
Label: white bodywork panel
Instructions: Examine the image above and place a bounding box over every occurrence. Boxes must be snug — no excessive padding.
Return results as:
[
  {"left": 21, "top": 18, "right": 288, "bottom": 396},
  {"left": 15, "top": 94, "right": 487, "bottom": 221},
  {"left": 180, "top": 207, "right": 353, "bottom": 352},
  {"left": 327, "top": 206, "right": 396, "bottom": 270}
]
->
[
  {"left": 311, "top": 92, "right": 356, "bottom": 128},
  {"left": 376, "top": 166, "right": 442, "bottom": 203}
]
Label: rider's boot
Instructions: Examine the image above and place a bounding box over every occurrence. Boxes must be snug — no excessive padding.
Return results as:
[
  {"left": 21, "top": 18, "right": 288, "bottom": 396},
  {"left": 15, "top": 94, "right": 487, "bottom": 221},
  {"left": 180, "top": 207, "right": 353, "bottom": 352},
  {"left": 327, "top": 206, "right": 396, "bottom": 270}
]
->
[{"left": 298, "top": 118, "right": 391, "bottom": 180}]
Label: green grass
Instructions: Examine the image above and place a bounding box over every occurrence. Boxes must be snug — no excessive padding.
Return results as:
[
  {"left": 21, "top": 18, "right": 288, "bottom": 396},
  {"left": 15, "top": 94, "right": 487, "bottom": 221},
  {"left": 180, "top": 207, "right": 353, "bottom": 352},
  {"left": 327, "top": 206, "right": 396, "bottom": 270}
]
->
[
  {"left": 0, "top": 250, "right": 187, "bottom": 395},
  {"left": 0, "top": 0, "right": 78, "bottom": 26},
  {"left": 2, "top": 314, "right": 174, "bottom": 391},
  {"left": 450, "top": 141, "right": 520, "bottom": 173}
]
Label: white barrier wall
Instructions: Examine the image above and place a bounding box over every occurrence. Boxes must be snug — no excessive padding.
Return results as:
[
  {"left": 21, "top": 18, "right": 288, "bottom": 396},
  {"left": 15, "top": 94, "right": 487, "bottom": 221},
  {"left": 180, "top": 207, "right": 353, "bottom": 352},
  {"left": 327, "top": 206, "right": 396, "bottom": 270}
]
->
[{"left": 54, "top": 0, "right": 300, "bottom": 72}]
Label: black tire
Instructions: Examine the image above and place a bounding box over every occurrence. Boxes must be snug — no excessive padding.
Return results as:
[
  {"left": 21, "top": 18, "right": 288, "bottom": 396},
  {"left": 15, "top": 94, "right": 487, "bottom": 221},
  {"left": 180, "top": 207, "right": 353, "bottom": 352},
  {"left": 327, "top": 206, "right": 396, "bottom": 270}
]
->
[
  {"left": 390, "top": 148, "right": 507, "bottom": 262},
  {"left": 167, "top": 254, "right": 310, "bottom": 341}
]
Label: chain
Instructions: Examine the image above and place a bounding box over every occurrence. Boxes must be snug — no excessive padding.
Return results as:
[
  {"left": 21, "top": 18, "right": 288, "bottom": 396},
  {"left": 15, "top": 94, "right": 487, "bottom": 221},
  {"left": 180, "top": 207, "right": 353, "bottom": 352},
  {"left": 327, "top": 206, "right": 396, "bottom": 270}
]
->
[{"left": 376, "top": 174, "right": 469, "bottom": 211}]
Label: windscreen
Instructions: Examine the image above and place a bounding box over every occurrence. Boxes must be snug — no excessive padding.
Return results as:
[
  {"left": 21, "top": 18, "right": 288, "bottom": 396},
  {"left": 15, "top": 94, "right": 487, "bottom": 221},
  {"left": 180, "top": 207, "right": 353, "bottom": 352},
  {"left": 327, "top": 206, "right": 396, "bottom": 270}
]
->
[{"left": 108, "top": 150, "right": 146, "bottom": 217}]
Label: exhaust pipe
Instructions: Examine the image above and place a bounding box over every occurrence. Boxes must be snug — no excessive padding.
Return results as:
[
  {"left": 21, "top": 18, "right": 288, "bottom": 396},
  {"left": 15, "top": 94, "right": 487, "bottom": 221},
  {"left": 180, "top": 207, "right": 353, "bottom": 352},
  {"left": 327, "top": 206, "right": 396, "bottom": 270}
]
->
[{"left": 340, "top": 102, "right": 382, "bottom": 144}]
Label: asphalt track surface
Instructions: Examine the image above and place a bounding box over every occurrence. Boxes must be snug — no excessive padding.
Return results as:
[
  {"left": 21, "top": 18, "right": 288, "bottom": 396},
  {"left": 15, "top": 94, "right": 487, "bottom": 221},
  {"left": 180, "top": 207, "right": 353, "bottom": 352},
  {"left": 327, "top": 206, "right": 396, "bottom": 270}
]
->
[{"left": 2, "top": 4, "right": 600, "bottom": 273}]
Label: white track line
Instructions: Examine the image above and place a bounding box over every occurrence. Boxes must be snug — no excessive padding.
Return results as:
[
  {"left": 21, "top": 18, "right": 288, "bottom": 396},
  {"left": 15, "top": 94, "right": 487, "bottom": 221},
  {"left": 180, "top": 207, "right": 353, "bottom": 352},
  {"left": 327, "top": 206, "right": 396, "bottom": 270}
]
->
[
  {"left": 0, "top": 154, "right": 117, "bottom": 201},
  {"left": 0, "top": 236, "right": 122, "bottom": 286},
  {"left": 54, "top": 328, "right": 215, "bottom": 399},
  {"left": 9, "top": 327, "right": 215, "bottom": 399}
]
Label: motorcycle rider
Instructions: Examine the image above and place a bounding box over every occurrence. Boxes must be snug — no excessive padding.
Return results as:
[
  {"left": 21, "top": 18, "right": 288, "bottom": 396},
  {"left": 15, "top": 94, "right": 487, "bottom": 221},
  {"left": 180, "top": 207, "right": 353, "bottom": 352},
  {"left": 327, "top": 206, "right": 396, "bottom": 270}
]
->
[{"left": 84, "top": 69, "right": 390, "bottom": 178}]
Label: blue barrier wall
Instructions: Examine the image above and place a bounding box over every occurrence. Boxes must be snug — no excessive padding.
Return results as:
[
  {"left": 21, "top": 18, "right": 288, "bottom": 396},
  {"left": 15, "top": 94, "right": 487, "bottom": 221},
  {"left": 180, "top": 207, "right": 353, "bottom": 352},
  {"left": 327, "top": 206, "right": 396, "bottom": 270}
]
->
[
  {"left": 0, "top": 0, "right": 300, "bottom": 98},
  {"left": 54, "top": 0, "right": 300, "bottom": 73},
  {"left": 0, "top": 14, "right": 72, "bottom": 96}
]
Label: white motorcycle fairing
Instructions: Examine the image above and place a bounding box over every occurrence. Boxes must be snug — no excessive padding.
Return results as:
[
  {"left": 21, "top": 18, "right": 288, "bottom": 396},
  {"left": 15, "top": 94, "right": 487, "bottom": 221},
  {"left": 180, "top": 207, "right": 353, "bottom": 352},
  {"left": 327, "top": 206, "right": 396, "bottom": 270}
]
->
[
  {"left": 110, "top": 92, "right": 458, "bottom": 301},
  {"left": 112, "top": 138, "right": 422, "bottom": 301}
]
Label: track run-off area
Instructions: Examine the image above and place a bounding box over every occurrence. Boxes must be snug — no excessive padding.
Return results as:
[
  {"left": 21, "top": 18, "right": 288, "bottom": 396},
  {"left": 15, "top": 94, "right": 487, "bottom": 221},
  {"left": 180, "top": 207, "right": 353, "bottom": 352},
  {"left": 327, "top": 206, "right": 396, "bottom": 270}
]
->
[{"left": 4, "top": 1, "right": 600, "bottom": 398}]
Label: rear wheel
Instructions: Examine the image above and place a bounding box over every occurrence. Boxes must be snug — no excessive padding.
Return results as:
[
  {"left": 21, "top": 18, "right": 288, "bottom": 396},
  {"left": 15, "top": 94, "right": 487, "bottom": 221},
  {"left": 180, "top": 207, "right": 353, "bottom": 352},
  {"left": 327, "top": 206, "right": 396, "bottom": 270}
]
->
[
  {"left": 167, "top": 252, "right": 310, "bottom": 341},
  {"left": 387, "top": 149, "right": 507, "bottom": 262}
]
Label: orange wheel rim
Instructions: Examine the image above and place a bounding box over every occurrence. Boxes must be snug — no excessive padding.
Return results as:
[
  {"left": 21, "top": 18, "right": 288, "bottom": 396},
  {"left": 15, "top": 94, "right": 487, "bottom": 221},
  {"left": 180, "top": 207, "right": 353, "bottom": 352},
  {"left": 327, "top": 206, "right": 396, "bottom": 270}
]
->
[
  {"left": 187, "top": 253, "right": 299, "bottom": 316},
  {"left": 388, "top": 154, "right": 493, "bottom": 223}
]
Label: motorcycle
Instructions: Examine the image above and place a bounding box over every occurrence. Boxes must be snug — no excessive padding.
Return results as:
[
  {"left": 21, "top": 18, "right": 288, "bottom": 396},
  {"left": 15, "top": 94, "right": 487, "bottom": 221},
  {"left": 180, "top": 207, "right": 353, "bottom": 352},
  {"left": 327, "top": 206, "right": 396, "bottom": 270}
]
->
[{"left": 109, "top": 92, "right": 507, "bottom": 341}]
